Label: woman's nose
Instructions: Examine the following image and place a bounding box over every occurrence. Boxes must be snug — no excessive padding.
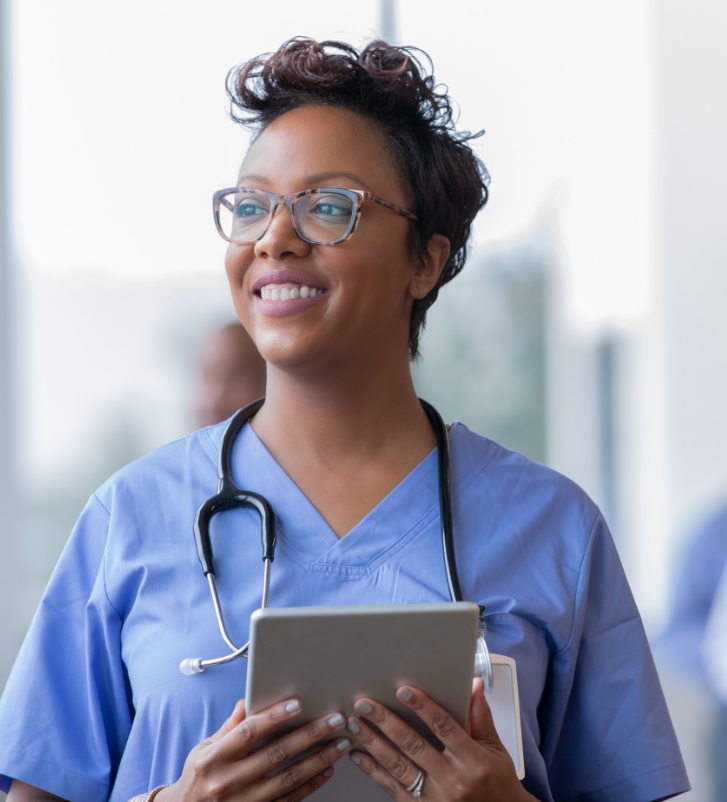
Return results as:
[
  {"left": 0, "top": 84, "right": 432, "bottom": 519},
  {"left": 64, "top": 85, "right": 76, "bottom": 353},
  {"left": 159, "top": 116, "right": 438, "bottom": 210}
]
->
[{"left": 254, "top": 202, "right": 310, "bottom": 260}]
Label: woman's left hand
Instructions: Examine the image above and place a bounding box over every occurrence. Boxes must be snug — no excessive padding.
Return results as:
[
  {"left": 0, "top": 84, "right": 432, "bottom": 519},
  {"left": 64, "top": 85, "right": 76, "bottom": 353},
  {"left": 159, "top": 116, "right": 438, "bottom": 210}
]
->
[{"left": 345, "top": 678, "right": 538, "bottom": 802}]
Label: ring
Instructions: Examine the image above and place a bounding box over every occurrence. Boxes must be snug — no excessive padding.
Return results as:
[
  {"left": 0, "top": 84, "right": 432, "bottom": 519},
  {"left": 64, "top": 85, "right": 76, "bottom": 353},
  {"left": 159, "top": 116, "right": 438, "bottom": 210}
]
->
[{"left": 406, "top": 768, "right": 425, "bottom": 797}]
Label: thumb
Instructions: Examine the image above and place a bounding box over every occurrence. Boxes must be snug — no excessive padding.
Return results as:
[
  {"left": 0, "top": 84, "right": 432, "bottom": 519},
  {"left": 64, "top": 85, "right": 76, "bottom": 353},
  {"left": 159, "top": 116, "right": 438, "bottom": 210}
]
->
[
  {"left": 468, "top": 678, "right": 502, "bottom": 747},
  {"left": 209, "top": 698, "right": 247, "bottom": 743}
]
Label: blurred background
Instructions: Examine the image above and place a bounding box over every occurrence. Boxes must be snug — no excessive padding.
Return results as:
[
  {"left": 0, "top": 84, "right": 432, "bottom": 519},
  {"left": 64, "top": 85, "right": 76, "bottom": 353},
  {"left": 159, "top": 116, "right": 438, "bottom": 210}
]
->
[{"left": 1, "top": 0, "right": 726, "bottom": 798}]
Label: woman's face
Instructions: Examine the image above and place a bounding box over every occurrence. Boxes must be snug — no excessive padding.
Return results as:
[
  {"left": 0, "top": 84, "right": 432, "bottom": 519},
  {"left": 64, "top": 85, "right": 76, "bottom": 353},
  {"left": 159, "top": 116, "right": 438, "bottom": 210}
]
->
[{"left": 224, "top": 105, "right": 446, "bottom": 371}]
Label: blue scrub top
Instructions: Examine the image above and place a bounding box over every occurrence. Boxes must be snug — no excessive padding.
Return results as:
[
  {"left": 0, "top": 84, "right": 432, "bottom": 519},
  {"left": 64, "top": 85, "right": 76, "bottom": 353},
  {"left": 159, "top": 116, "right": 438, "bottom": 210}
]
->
[{"left": 0, "top": 422, "right": 688, "bottom": 802}]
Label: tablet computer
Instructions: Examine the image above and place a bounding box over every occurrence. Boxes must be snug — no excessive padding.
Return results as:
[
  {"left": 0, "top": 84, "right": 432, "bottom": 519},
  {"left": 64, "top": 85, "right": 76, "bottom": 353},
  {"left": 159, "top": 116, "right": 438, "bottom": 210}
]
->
[{"left": 246, "top": 603, "right": 524, "bottom": 799}]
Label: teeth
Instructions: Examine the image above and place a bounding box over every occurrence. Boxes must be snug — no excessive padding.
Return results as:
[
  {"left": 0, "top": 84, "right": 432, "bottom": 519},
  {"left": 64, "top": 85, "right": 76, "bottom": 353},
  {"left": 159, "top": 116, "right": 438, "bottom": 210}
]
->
[{"left": 259, "top": 284, "right": 324, "bottom": 302}]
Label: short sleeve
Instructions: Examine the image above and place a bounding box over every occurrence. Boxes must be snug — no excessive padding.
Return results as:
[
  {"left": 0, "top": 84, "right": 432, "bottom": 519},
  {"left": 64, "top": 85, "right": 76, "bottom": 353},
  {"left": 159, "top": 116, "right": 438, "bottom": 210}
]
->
[
  {"left": 0, "top": 494, "right": 133, "bottom": 801},
  {"left": 540, "top": 516, "right": 690, "bottom": 802}
]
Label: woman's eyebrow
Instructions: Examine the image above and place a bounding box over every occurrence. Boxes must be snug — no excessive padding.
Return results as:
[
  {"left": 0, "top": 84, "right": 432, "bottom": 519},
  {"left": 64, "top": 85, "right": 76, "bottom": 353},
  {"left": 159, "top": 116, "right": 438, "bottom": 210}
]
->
[
  {"left": 235, "top": 171, "right": 372, "bottom": 189},
  {"left": 305, "top": 171, "right": 371, "bottom": 189},
  {"left": 237, "top": 173, "right": 268, "bottom": 184}
]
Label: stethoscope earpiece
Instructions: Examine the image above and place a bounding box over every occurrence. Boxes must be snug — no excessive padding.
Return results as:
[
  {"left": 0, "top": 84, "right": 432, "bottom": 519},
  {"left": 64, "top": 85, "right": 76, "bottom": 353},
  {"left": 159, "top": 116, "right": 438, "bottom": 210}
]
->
[{"left": 179, "top": 658, "right": 204, "bottom": 675}]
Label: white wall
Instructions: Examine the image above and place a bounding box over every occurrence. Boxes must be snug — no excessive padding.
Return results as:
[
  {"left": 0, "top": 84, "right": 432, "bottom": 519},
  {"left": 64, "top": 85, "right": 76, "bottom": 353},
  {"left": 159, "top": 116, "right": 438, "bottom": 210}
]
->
[{"left": 658, "top": 0, "right": 727, "bottom": 542}]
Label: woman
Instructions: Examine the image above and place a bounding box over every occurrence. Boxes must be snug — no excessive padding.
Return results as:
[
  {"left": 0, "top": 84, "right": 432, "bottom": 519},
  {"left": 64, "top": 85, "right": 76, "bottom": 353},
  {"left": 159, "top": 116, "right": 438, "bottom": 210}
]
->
[{"left": 0, "top": 39, "right": 688, "bottom": 802}]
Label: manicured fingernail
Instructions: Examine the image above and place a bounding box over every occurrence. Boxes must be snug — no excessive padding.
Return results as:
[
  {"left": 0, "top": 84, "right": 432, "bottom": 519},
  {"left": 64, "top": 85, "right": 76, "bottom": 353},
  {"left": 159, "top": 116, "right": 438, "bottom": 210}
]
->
[
  {"left": 397, "top": 687, "right": 413, "bottom": 701},
  {"left": 347, "top": 717, "right": 360, "bottom": 734},
  {"left": 355, "top": 700, "right": 372, "bottom": 714},
  {"left": 323, "top": 767, "right": 334, "bottom": 777},
  {"left": 285, "top": 700, "right": 301, "bottom": 713},
  {"left": 328, "top": 713, "right": 345, "bottom": 728},
  {"left": 350, "top": 753, "right": 361, "bottom": 765},
  {"left": 336, "top": 737, "right": 352, "bottom": 751}
]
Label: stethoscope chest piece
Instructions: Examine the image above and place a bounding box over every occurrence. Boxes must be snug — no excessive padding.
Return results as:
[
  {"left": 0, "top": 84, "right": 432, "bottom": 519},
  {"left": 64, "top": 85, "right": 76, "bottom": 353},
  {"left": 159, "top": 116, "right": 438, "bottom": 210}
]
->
[{"left": 475, "top": 628, "right": 494, "bottom": 693}]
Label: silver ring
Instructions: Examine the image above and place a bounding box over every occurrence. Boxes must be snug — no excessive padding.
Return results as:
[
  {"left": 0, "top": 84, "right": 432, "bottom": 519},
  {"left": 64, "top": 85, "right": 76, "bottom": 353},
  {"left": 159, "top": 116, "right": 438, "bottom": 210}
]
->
[{"left": 406, "top": 768, "right": 425, "bottom": 797}]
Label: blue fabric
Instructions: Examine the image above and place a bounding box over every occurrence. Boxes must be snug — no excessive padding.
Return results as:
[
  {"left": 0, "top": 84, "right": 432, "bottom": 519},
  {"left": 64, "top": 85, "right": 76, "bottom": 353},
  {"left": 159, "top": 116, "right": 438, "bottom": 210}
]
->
[
  {"left": 654, "top": 506, "right": 727, "bottom": 680},
  {"left": 0, "top": 422, "right": 689, "bottom": 802}
]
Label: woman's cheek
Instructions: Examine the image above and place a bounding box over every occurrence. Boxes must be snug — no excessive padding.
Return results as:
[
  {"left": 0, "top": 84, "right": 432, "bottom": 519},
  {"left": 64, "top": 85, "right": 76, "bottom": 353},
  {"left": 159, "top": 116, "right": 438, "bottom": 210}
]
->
[{"left": 224, "top": 244, "right": 253, "bottom": 286}]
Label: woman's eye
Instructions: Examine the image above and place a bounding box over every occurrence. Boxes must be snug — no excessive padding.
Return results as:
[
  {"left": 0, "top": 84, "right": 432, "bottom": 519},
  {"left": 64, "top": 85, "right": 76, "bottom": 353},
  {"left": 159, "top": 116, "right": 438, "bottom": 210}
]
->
[
  {"left": 235, "top": 201, "right": 267, "bottom": 218},
  {"left": 312, "top": 200, "right": 349, "bottom": 217}
]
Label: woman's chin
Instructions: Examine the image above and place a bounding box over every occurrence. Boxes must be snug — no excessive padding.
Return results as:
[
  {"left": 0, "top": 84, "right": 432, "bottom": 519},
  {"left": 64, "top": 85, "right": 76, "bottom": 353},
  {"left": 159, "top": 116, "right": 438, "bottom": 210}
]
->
[{"left": 255, "top": 332, "right": 332, "bottom": 372}]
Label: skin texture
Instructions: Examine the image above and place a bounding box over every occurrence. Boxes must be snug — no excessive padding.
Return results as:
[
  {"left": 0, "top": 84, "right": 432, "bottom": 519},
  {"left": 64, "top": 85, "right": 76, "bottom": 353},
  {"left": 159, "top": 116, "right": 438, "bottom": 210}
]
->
[
  {"left": 194, "top": 322, "right": 266, "bottom": 428},
  {"left": 227, "top": 105, "right": 450, "bottom": 538},
  {"left": 8, "top": 105, "right": 538, "bottom": 802}
]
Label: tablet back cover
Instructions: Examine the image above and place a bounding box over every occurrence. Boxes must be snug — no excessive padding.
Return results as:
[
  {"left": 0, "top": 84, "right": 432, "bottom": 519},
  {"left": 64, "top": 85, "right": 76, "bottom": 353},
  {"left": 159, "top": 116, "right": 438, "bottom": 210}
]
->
[{"left": 246, "top": 603, "right": 479, "bottom": 801}]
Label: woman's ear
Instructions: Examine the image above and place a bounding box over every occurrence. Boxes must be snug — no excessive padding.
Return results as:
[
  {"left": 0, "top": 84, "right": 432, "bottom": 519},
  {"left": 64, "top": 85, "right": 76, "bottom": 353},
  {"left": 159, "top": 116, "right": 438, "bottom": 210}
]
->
[{"left": 409, "top": 234, "right": 451, "bottom": 300}]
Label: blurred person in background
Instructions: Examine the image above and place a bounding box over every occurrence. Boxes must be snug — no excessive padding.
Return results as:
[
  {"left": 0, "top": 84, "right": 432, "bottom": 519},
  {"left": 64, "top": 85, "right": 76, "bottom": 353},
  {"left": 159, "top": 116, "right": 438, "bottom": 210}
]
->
[
  {"left": 194, "top": 322, "right": 267, "bottom": 428},
  {"left": 0, "top": 38, "right": 688, "bottom": 802},
  {"left": 656, "top": 506, "right": 727, "bottom": 799}
]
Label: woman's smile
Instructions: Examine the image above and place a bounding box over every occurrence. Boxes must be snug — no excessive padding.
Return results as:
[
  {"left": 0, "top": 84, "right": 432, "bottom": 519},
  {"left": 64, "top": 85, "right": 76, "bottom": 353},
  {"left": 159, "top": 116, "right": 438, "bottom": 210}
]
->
[{"left": 252, "top": 269, "right": 328, "bottom": 317}]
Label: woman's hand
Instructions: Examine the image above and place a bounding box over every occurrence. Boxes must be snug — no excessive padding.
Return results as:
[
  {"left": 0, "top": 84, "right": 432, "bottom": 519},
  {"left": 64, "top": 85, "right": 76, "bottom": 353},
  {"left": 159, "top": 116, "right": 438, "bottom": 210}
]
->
[
  {"left": 158, "top": 697, "right": 351, "bottom": 802},
  {"left": 345, "top": 678, "right": 538, "bottom": 802}
]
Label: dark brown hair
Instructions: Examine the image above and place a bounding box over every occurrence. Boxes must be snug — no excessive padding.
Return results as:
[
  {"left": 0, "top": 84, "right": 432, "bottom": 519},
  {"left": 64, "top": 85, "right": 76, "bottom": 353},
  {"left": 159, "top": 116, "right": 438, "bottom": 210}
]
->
[{"left": 227, "top": 38, "right": 490, "bottom": 359}]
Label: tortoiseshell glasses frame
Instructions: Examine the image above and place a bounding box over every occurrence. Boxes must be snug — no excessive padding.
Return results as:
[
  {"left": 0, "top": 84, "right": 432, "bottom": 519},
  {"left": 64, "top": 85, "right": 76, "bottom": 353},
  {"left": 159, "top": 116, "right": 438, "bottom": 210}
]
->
[{"left": 213, "top": 187, "right": 418, "bottom": 246}]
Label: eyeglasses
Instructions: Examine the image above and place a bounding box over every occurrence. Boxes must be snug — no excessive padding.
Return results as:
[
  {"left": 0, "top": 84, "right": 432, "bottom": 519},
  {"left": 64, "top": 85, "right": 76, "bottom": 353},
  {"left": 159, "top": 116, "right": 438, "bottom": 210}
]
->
[{"left": 213, "top": 187, "right": 418, "bottom": 246}]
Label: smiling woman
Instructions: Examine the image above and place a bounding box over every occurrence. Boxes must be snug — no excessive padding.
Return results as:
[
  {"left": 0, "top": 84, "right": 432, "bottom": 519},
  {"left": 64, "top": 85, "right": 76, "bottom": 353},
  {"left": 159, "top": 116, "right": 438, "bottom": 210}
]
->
[{"left": 0, "top": 38, "right": 688, "bottom": 802}]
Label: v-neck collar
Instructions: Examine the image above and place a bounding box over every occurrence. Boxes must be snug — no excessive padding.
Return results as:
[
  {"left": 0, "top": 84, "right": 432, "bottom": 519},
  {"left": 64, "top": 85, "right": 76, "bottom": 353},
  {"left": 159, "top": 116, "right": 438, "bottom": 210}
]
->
[{"left": 204, "top": 422, "right": 442, "bottom": 573}]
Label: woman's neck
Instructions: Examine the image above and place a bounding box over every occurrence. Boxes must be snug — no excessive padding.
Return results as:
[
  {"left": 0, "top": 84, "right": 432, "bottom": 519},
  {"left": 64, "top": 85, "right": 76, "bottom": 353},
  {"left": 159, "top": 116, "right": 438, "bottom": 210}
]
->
[
  {"left": 250, "top": 343, "right": 437, "bottom": 537},
  {"left": 255, "top": 345, "right": 432, "bottom": 458}
]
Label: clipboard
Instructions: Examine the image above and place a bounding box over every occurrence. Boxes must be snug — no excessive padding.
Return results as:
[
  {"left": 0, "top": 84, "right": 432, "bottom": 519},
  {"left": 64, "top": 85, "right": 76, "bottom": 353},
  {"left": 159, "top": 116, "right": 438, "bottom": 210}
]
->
[{"left": 487, "top": 654, "right": 525, "bottom": 780}]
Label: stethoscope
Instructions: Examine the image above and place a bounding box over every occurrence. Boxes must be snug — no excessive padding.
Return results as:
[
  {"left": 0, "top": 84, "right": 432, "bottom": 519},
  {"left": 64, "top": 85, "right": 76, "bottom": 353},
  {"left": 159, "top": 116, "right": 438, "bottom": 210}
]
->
[{"left": 180, "top": 397, "right": 493, "bottom": 692}]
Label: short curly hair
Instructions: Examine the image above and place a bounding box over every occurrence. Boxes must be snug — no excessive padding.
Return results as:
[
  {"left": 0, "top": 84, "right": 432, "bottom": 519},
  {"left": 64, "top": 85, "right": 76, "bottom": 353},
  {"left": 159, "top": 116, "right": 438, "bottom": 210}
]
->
[{"left": 227, "top": 37, "right": 490, "bottom": 360}]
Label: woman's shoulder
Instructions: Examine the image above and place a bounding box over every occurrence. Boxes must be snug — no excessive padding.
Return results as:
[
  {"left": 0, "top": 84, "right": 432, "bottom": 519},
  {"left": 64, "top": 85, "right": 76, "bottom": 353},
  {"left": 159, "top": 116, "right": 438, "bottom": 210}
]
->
[
  {"left": 449, "top": 424, "right": 621, "bottom": 659},
  {"left": 449, "top": 422, "right": 602, "bottom": 551}
]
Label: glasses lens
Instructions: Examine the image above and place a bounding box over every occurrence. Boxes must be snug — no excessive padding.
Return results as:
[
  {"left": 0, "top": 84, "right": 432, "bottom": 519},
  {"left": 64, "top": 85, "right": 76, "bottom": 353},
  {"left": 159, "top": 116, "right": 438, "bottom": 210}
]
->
[
  {"left": 294, "top": 191, "right": 355, "bottom": 244},
  {"left": 218, "top": 190, "right": 272, "bottom": 243}
]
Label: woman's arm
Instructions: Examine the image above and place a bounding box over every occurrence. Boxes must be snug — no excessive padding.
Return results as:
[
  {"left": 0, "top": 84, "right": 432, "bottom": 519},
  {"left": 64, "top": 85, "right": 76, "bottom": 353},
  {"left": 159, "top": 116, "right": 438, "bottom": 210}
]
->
[{"left": 7, "top": 780, "right": 68, "bottom": 802}]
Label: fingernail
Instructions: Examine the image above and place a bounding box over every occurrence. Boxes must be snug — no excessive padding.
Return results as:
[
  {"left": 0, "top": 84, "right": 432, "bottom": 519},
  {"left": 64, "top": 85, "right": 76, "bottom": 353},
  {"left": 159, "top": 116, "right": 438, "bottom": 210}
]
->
[
  {"left": 397, "top": 687, "right": 413, "bottom": 701},
  {"left": 285, "top": 700, "right": 301, "bottom": 713},
  {"left": 347, "top": 717, "right": 360, "bottom": 734},
  {"left": 328, "top": 713, "right": 345, "bottom": 729},
  {"left": 350, "top": 753, "right": 361, "bottom": 765},
  {"left": 323, "top": 767, "right": 334, "bottom": 777},
  {"left": 336, "top": 737, "right": 352, "bottom": 751},
  {"left": 355, "top": 700, "right": 372, "bottom": 714}
]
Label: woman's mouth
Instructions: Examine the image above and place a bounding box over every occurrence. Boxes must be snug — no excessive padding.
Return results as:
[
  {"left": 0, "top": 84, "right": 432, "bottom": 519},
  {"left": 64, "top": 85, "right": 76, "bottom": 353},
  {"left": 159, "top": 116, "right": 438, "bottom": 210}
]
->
[
  {"left": 258, "top": 283, "right": 325, "bottom": 301},
  {"left": 253, "top": 280, "right": 328, "bottom": 317}
]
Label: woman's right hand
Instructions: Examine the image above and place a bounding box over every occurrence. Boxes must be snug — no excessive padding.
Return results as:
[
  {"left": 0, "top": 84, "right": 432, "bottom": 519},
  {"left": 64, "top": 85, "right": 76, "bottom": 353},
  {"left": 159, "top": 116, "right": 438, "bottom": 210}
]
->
[{"left": 158, "top": 697, "right": 351, "bottom": 802}]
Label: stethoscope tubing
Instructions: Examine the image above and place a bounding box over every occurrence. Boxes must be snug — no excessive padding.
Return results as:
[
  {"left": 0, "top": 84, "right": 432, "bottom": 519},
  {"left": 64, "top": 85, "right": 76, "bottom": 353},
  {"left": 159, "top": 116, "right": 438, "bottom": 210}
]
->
[{"left": 181, "top": 397, "right": 491, "bottom": 688}]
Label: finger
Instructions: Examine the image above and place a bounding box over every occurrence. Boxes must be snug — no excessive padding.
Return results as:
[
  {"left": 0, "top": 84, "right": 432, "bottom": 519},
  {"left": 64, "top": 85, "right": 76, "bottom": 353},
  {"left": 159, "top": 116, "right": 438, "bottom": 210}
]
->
[
  {"left": 345, "top": 715, "right": 431, "bottom": 789},
  {"left": 258, "top": 736, "right": 352, "bottom": 801},
  {"left": 349, "top": 699, "right": 444, "bottom": 772},
  {"left": 392, "top": 686, "right": 470, "bottom": 753},
  {"left": 469, "top": 678, "right": 501, "bottom": 746},
  {"left": 272, "top": 766, "right": 335, "bottom": 802},
  {"left": 215, "top": 698, "right": 304, "bottom": 761},
  {"left": 348, "top": 750, "right": 409, "bottom": 800},
  {"left": 243, "top": 713, "right": 349, "bottom": 779}
]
